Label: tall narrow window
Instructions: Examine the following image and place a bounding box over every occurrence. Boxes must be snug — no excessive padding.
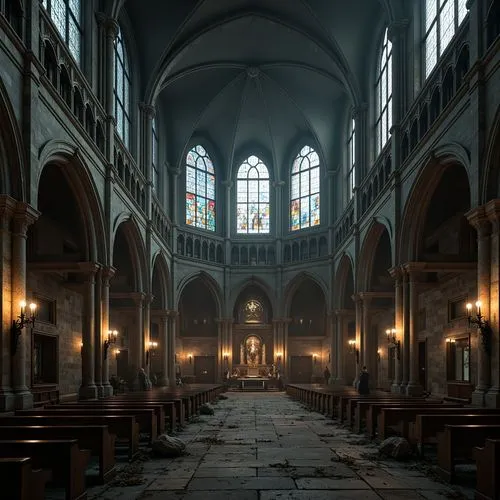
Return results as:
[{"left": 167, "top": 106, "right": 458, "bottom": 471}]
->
[
  {"left": 290, "top": 146, "right": 320, "bottom": 231},
  {"left": 347, "top": 118, "right": 356, "bottom": 201},
  {"left": 114, "top": 26, "right": 131, "bottom": 148},
  {"left": 424, "top": 0, "right": 468, "bottom": 78},
  {"left": 236, "top": 156, "right": 270, "bottom": 234},
  {"left": 152, "top": 117, "right": 159, "bottom": 192},
  {"left": 375, "top": 28, "right": 392, "bottom": 155},
  {"left": 41, "top": 0, "right": 82, "bottom": 64},
  {"left": 185, "top": 145, "right": 216, "bottom": 231}
]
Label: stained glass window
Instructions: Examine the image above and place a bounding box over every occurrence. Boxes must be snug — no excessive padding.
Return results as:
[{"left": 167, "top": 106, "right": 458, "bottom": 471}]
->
[
  {"left": 41, "top": 0, "right": 82, "bottom": 65},
  {"left": 424, "top": 0, "right": 468, "bottom": 78},
  {"left": 347, "top": 118, "right": 356, "bottom": 201},
  {"left": 152, "top": 116, "right": 159, "bottom": 192},
  {"left": 185, "top": 145, "right": 216, "bottom": 231},
  {"left": 290, "top": 146, "right": 320, "bottom": 231},
  {"left": 236, "top": 156, "right": 270, "bottom": 234},
  {"left": 375, "top": 28, "right": 392, "bottom": 155},
  {"left": 114, "top": 26, "right": 131, "bottom": 148}
]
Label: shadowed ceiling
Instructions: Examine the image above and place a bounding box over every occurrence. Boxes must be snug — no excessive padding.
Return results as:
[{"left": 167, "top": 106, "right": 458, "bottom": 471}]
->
[{"left": 123, "top": 0, "right": 397, "bottom": 175}]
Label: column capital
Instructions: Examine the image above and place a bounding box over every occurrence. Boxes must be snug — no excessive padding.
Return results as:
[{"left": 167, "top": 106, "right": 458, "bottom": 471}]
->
[
  {"left": 466, "top": 206, "right": 491, "bottom": 236},
  {"left": 485, "top": 199, "right": 500, "bottom": 232},
  {"left": 131, "top": 291, "right": 146, "bottom": 305},
  {"left": 272, "top": 181, "right": 285, "bottom": 188},
  {"left": 0, "top": 194, "right": 17, "bottom": 217},
  {"left": 387, "top": 19, "right": 409, "bottom": 41},
  {"left": 104, "top": 17, "right": 119, "bottom": 39},
  {"left": 13, "top": 202, "right": 40, "bottom": 232},
  {"left": 139, "top": 102, "right": 156, "bottom": 119},
  {"left": 77, "top": 261, "right": 101, "bottom": 276},
  {"left": 389, "top": 265, "right": 404, "bottom": 280},
  {"left": 403, "top": 262, "right": 427, "bottom": 281},
  {"left": 169, "top": 165, "right": 181, "bottom": 177},
  {"left": 222, "top": 180, "right": 233, "bottom": 189},
  {"left": 333, "top": 308, "right": 355, "bottom": 317},
  {"left": 167, "top": 309, "right": 179, "bottom": 317},
  {"left": 352, "top": 103, "right": 368, "bottom": 119},
  {"left": 102, "top": 266, "right": 116, "bottom": 281}
]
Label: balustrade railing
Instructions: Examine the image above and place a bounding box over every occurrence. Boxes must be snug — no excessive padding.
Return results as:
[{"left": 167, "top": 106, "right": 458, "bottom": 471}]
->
[
  {"left": 176, "top": 229, "right": 224, "bottom": 264},
  {"left": 282, "top": 231, "right": 328, "bottom": 264},
  {"left": 151, "top": 196, "right": 172, "bottom": 246},
  {"left": 334, "top": 199, "right": 355, "bottom": 249}
]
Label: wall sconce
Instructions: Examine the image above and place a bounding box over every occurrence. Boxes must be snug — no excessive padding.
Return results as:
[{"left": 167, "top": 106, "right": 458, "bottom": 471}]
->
[
  {"left": 276, "top": 352, "right": 282, "bottom": 363},
  {"left": 146, "top": 341, "right": 158, "bottom": 364},
  {"left": 80, "top": 341, "right": 83, "bottom": 358},
  {"left": 313, "top": 353, "right": 318, "bottom": 365},
  {"left": 223, "top": 352, "right": 229, "bottom": 363},
  {"left": 386, "top": 328, "right": 401, "bottom": 360},
  {"left": 466, "top": 301, "right": 491, "bottom": 354},
  {"left": 299, "top": 318, "right": 303, "bottom": 325},
  {"left": 114, "top": 348, "right": 121, "bottom": 358},
  {"left": 103, "top": 329, "right": 118, "bottom": 360},
  {"left": 446, "top": 338, "right": 456, "bottom": 344},
  {"left": 348, "top": 339, "right": 359, "bottom": 364},
  {"left": 11, "top": 300, "right": 37, "bottom": 356},
  {"left": 377, "top": 349, "right": 381, "bottom": 362},
  {"left": 188, "top": 353, "right": 193, "bottom": 364}
]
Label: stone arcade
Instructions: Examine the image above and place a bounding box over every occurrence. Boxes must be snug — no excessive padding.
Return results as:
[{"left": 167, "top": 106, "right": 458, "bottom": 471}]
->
[{"left": 0, "top": 0, "right": 499, "bottom": 412}]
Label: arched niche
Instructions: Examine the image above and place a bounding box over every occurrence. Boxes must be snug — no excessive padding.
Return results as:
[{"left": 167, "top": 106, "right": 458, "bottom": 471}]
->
[
  {"left": 288, "top": 279, "right": 326, "bottom": 336},
  {"left": 233, "top": 285, "right": 273, "bottom": 324}
]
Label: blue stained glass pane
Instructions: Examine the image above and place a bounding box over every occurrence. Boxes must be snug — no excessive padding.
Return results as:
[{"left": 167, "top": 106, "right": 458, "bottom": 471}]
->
[
  {"left": 259, "top": 181, "right": 269, "bottom": 202},
  {"left": 259, "top": 205, "right": 270, "bottom": 233},
  {"left": 196, "top": 196, "right": 206, "bottom": 228},
  {"left": 311, "top": 194, "right": 320, "bottom": 226},
  {"left": 196, "top": 169, "right": 205, "bottom": 197},
  {"left": 248, "top": 204, "right": 259, "bottom": 233},
  {"left": 186, "top": 193, "right": 196, "bottom": 226},
  {"left": 186, "top": 166, "right": 196, "bottom": 193},
  {"left": 237, "top": 180, "right": 247, "bottom": 203},
  {"left": 205, "top": 156, "right": 214, "bottom": 174},
  {"left": 300, "top": 197, "right": 310, "bottom": 228},
  {"left": 196, "top": 156, "right": 206, "bottom": 171},
  {"left": 52, "top": 0, "right": 65, "bottom": 38},
  {"left": 291, "top": 174, "right": 300, "bottom": 200},
  {"left": 68, "top": 19, "right": 80, "bottom": 63},
  {"left": 206, "top": 174, "right": 215, "bottom": 200},
  {"left": 290, "top": 199, "right": 300, "bottom": 231},
  {"left": 207, "top": 200, "right": 215, "bottom": 231}
]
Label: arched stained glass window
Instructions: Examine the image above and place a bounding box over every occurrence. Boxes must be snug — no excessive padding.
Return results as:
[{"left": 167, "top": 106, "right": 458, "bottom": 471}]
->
[
  {"left": 375, "top": 28, "right": 392, "bottom": 155},
  {"left": 236, "top": 156, "right": 270, "bottom": 234},
  {"left": 424, "top": 0, "right": 468, "bottom": 78},
  {"left": 347, "top": 117, "right": 356, "bottom": 201},
  {"left": 41, "top": 0, "right": 82, "bottom": 64},
  {"left": 290, "top": 146, "right": 320, "bottom": 231},
  {"left": 114, "top": 26, "right": 131, "bottom": 148},
  {"left": 185, "top": 145, "right": 216, "bottom": 231}
]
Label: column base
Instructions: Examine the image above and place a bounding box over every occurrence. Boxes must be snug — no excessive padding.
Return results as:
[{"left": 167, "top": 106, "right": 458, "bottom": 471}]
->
[
  {"left": 0, "top": 389, "right": 15, "bottom": 412},
  {"left": 406, "top": 383, "right": 423, "bottom": 397},
  {"left": 391, "top": 382, "right": 403, "bottom": 394},
  {"left": 158, "top": 376, "right": 170, "bottom": 387},
  {"left": 102, "top": 383, "right": 114, "bottom": 397},
  {"left": 96, "top": 384, "right": 105, "bottom": 398},
  {"left": 79, "top": 384, "right": 98, "bottom": 400},
  {"left": 471, "top": 388, "right": 487, "bottom": 407},
  {"left": 485, "top": 387, "right": 500, "bottom": 408},
  {"left": 13, "top": 391, "right": 33, "bottom": 410}
]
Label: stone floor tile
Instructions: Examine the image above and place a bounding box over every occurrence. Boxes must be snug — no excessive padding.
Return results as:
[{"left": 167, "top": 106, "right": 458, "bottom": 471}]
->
[
  {"left": 295, "top": 477, "right": 371, "bottom": 489},
  {"left": 188, "top": 477, "right": 296, "bottom": 490},
  {"left": 146, "top": 477, "right": 192, "bottom": 490},
  {"left": 194, "top": 466, "right": 257, "bottom": 477},
  {"left": 260, "top": 490, "right": 381, "bottom": 500}
]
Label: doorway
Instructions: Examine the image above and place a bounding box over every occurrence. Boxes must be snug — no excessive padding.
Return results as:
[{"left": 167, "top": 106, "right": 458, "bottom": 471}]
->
[
  {"left": 290, "top": 355, "right": 313, "bottom": 383},
  {"left": 194, "top": 356, "right": 216, "bottom": 383},
  {"left": 418, "top": 340, "right": 427, "bottom": 390}
]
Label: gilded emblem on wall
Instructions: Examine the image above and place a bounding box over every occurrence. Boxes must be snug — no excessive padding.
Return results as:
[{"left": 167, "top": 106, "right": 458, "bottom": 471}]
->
[{"left": 244, "top": 299, "right": 263, "bottom": 323}]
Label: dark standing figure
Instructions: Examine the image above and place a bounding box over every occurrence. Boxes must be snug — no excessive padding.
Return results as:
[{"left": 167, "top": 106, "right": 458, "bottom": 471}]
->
[
  {"left": 323, "top": 366, "right": 331, "bottom": 385},
  {"left": 358, "top": 366, "right": 370, "bottom": 395}
]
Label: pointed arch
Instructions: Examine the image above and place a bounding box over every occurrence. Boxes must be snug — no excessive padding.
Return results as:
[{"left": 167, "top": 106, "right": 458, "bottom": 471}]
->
[
  {"left": 230, "top": 276, "right": 275, "bottom": 318},
  {"left": 36, "top": 140, "right": 107, "bottom": 263},
  {"left": 151, "top": 251, "right": 170, "bottom": 310},
  {"left": 284, "top": 271, "right": 327, "bottom": 316},
  {"left": 334, "top": 253, "right": 355, "bottom": 309},
  {"left": 176, "top": 271, "right": 223, "bottom": 315}
]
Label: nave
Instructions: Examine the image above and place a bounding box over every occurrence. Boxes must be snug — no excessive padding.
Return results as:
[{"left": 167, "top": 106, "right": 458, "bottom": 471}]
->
[{"left": 85, "top": 392, "right": 466, "bottom": 500}]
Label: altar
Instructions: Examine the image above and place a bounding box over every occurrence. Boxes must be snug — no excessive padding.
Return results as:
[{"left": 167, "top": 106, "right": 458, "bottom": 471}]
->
[{"left": 237, "top": 377, "right": 269, "bottom": 390}]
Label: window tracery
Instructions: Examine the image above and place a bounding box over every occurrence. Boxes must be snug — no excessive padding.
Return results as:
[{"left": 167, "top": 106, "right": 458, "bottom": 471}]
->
[{"left": 375, "top": 28, "right": 392, "bottom": 155}]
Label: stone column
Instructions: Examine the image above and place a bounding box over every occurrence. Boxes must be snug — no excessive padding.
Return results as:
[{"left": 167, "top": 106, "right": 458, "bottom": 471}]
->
[
  {"left": 158, "top": 311, "right": 169, "bottom": 386},
  {"left": 129, "top": 293, "right": 144, "bottom": 376},
  {"left": 283, "top": 319, "right": 291, "bottom": 380},
  {"left": 168, "top": 311, "right": 178, "bottom": 386},
  {"left": 360, "top": 294, "right": 374, "bottom": 384},
  {"left": 334, "top": 310, "right": 351, "bottom": 385},
  {"left": 486, "top": 200, "right": 500, "bottom": 408},
  {"left": 389, "top": 266, "right": 403, "bottom": 393},
  {"left": 101, "top": 267, "right": 115, "bottom": 396},
  {"left": 0, "top": 196, "right": 16, "bottom": 411},
  {"left": 467, "top": 206, "right": 492, "bottom": 406},
  {"left": 353, "top": 295, "right": 362, "bottom": 386},
  {"left": 103, "top": 18, "right": 118, "bottom": 158},
  {"left": 143, "top": 294, "right": 152, "bottom": 374},
  {"left": 11, "top": 202, "right": 39, "bottom": 409},
  {"left": 400, "top": 270, "right": 410, "bottom": 392},
  {"left": 79, "top": 265, "right": 99, "bottom": 400},
  {"left": 94, "top": 267, "right": 104, "bottom": 398},
  {"left": 406, "top": 264, "right": 425, "bottom": 396}
]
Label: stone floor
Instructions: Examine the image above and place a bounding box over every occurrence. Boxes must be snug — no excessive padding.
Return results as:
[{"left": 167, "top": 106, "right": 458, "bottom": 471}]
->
[{"left": 78, "top": 392, "right": 473, "bottom": 500}]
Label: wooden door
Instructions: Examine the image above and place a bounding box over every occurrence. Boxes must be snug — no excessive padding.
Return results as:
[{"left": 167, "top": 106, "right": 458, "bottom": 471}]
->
[
  {"left": 194, "top": 356, "right": 216, "bottom": 383},
  {"left": 290, "top": 355, "right": 313, "bottom": 383},
  {"left": 418, "top": 340, "right": 427, "bottom": 390}
]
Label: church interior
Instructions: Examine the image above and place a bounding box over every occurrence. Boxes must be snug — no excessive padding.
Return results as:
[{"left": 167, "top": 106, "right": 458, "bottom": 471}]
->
[{"left": 1, "top": 0, "right": 500, "bottom": 498}]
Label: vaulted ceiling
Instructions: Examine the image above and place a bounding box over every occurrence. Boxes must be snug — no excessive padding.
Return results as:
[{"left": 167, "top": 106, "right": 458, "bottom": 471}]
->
[{"left": 122, "top": 0, "right": 403, "bottom": 176}]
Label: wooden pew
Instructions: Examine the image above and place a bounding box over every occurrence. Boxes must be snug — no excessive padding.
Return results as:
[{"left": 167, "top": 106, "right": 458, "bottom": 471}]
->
[
  {"left": 0, "top": 425, "right": 116, "bottom": 484},
  {"left": 474, "top": 438, "right": 500, "bottom": 500},
  {"left": 376, "top": 404, "right": 464, "bottom": 440},
  {"left": 17, "top": 408, "right": 157, "bottom": 442},
  {"left": 409, "top": 411, "right": 500, "bottom": 456},
  {"left": 52, "top": 402, "right": 166, "bottom": 434},
  {"left": 0, "top": 439, "right": 90, "bottom": 500},
  {"left": 437, "top": 424, "right": 500, "bottom": 482},
  {"left": 337, "top": 393, "right": 395, "bottom": 423},
  {"left": 0, "top": 457, "right": 51, "bottom": 500},
  {"left": 0, "top": 415, "right": 139, "bottom": 460}
]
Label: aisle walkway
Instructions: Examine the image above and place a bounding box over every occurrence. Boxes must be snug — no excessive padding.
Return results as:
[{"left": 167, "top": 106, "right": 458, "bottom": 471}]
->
[{"left": 89, "top": 392, "right": 469, "bottom": 500}]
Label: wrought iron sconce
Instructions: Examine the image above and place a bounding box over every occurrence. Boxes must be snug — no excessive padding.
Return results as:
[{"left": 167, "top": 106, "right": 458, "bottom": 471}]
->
[
  {"left": 348, "top": 339, "right": 359, "bottom": 364},
  {"left": 377, "top": 349, "right": 381, "bottom": 363},
  {"left": 386, "top": 328, "right": 401, "bottom": 360},
  {"left": 466, "top": 301, "right": 491, "bottom": 354},
  {"left": 223, "top": 352, "right": 229, "bottom": 363},
  {"left": 188, "top": 353, "right": 193, "bottom": 364},
  {"left": 103, "top": 329, "right": 118, "bottom": 360},
  {"left": 146, "top": 341, "right": 158, "bottom": 365},
  {"left": 11, "top": 300, "right": 37, "bottom": 356}
]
